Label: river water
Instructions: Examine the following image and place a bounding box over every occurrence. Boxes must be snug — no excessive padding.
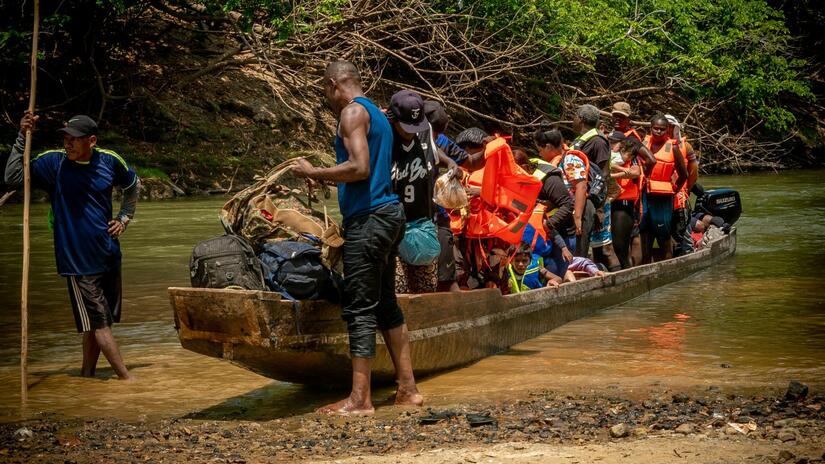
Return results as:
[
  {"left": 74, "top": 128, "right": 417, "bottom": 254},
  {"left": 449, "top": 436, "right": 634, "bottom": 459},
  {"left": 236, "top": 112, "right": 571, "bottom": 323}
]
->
[{"left": 0, "top": 170, "right": 823, "bottom": 422}]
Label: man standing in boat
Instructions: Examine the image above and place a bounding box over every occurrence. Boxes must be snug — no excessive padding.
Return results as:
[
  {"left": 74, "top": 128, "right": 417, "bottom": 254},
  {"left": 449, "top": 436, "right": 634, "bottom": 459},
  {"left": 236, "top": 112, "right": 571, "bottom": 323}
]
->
[
  {"left": 6, "top": 112, "right": 139, "bottom": 380},
  {"left": 291, "top": 61, "right": 424, "bottom": 414}
]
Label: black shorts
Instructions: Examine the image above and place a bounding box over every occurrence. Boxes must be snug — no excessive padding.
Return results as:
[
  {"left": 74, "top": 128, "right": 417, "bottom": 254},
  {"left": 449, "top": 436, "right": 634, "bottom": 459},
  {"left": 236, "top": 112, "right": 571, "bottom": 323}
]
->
[
  {"left": 66, "top": 269, "right": 122, "bottom": 333},
  {"left": 436, "top": 226, "right": 457, "bottom": 283}
]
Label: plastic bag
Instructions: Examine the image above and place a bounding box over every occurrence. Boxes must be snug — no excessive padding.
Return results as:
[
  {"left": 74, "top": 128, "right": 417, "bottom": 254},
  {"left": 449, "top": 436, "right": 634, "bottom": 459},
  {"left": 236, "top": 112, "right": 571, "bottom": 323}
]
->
[
  {"left": 398, "top": 218, "right": 441, "bottom": 265},
  {"left": 433, "top": 171, "right": 468, "bottom": 209}
]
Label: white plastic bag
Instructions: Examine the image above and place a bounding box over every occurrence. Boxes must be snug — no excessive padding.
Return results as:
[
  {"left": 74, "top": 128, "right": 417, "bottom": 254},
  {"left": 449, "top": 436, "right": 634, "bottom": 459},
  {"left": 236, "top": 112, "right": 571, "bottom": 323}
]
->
[{"left": 433, "top": 171, "right": 468, "bottom": 209}]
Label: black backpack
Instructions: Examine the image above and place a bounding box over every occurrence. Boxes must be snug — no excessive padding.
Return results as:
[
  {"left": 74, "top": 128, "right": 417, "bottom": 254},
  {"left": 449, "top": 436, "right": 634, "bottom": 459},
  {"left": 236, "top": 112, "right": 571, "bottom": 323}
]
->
[
  {"left": 587, "top": 163, "right": 607, "bottom": 208},
  {"left": 570, "top": 131, "right": 609, "bottom": 208},
  {"left": 189, "top": 235, "right": 265, "bottom": 290},
  {"left": 258, "top": 241, "right": 340, "bottom": 301}
]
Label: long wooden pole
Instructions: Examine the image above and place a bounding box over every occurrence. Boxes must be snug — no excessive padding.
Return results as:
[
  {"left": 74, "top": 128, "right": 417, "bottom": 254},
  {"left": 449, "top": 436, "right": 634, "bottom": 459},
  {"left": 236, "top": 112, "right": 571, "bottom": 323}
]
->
[{"left": 21, "top": 0, "right": 41, "bottom": 407}]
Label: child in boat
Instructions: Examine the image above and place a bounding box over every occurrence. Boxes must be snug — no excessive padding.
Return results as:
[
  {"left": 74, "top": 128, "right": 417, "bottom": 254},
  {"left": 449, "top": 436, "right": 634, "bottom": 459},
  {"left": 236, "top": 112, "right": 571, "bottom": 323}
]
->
[
  {"left": 564, "top": 256, "right": 607, "bottom": 282},
  {"left": 505, "top": 242, "right": 561, "bottom": 294}
]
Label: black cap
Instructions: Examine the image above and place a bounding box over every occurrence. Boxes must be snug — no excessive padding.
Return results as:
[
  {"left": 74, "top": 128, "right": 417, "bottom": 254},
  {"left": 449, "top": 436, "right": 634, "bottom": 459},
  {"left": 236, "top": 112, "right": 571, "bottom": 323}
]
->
[
  {"left": 388, "top": 90, "right": 429, "bottom": 133},
  {"left": 58, "top": 115, "right": 98, "bottom": 137},
  {"left": 608, "top": 130, "right": 626, "bottom": 142},
  {"left": 424, "top": 100, "right": 449, "bottom": 134}
]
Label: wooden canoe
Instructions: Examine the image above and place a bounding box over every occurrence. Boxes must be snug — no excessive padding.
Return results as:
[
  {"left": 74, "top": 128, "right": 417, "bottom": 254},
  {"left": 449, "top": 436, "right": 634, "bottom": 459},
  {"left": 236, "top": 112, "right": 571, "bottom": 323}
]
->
[{"left": 169, "top": 228, "right": 737, "bottom": 385}]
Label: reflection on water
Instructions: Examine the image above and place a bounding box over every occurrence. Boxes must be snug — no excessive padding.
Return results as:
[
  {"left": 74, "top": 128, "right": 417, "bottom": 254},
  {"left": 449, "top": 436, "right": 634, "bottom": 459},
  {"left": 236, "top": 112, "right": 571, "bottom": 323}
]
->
[{"left": 0, "top": 170, "right": 824, "bottom": 422}]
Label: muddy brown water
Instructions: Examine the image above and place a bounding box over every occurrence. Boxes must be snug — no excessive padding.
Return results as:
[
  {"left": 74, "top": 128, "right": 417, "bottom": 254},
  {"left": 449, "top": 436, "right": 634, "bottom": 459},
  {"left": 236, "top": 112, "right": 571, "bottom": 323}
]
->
[{"left": 0, "top": 170, "right": 823, "bottom": 422}]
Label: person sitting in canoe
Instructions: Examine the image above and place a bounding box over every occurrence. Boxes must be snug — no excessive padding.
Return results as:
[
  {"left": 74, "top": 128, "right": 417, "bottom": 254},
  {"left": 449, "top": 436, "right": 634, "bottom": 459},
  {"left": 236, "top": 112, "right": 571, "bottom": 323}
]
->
[
  {"left": 505, "top": 242, "right": 561, "bottom": 294},
  {"left": 291, "top": 61, "right": 423, "bottom": 415}
]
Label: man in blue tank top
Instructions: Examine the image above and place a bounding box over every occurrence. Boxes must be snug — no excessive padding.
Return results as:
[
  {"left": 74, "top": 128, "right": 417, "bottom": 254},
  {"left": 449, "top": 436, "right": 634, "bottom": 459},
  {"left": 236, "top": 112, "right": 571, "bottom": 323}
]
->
[{"left": 292, "top": 61, "right": 423, "bottom": 415}]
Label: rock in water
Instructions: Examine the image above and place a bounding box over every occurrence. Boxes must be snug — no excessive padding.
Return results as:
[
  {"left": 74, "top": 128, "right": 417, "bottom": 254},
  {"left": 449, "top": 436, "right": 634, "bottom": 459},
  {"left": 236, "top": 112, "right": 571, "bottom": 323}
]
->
[
  {"left": 610, "top": 423, "right": 629, "bottom": 438},
  {"left": 785, "top": 381, "right": 808, "bottom": 402}
]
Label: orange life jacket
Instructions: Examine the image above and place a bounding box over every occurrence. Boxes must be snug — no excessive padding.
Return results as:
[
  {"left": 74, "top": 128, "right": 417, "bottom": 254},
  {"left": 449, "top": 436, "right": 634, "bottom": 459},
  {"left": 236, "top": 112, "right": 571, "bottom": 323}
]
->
[
  {"left": 615, "top": 158, "right": 641, "bottom": 202},
  {"left": 464, "top": 137, "right": 543, "bottom": 244},
  {"left": 644, "top": 135, "right": 676, "bottom": 195},
  {"left": 624, "top": 127, "right": 642, "bottom": 142},
  {"left": 672, "top": 138, "right": 690, "bottom": 209}
]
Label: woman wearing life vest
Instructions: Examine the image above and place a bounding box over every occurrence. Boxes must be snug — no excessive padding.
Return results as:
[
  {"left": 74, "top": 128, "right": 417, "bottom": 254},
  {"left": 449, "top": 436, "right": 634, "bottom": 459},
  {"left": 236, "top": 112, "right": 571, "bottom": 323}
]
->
[
  {"left": 532, "top": 127, "right": 578, "bottom": 278},
  {"left": 610, "top": 137, "right": 644, "bottom": 269},
  {"left": 640, "top": 113, "right": 688, "bottom": 263}
]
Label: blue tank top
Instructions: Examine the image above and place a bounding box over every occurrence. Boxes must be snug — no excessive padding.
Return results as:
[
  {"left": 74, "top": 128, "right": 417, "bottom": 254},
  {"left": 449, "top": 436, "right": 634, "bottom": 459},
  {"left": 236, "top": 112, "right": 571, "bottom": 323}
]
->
[{"left": 335, "top": 96, "right": 398, "bottom": 221}]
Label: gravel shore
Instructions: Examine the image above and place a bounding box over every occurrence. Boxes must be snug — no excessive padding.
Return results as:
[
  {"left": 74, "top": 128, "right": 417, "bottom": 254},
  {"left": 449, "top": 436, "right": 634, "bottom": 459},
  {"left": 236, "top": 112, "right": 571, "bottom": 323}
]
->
[{"left": 3, "top": 383, "right": 823, "bottom": 463}]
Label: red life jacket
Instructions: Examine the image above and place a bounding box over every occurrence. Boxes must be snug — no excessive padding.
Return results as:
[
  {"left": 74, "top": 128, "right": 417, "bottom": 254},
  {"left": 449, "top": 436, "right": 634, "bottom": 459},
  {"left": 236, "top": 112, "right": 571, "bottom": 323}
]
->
[
  {"left": 644, "top": 135, "right": 676, "bottom": 195},
  {"left": 615, "top": 158, "right": 642, "bottom": 202},
  {"left": 464, "top": 137, "right": 543, "bottom": 244}
]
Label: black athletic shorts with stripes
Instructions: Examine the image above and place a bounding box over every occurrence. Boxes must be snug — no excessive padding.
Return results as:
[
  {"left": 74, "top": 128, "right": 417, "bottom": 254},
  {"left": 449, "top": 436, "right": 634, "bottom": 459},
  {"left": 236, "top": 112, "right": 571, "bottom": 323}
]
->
[{"left": 66, "top": 269, "right": 122, "bottom": 333}]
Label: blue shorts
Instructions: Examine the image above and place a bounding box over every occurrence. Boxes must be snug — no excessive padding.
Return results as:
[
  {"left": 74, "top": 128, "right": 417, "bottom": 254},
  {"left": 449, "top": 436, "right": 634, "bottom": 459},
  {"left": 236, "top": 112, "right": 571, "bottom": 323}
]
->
[
  {"left": 641, "top": 193, "right": 673, "bottom": 243},
  {"left": 590, "top": 202, "right": 612, "bottom": 247}
]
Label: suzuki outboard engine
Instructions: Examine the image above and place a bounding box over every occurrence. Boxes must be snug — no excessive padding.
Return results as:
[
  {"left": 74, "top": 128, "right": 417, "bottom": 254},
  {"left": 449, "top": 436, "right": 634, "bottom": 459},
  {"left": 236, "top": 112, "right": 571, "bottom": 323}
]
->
[{"left": 694, "top": 188, "right": 742, "bottom": 225}]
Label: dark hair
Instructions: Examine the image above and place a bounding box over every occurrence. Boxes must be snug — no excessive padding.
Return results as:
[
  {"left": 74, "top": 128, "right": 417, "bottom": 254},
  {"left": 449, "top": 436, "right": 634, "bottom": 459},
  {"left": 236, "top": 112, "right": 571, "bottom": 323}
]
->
[
  {"left": 650, "top": 113, "right": 668, "bottom": 126},
  {"left": 325, "top": 60, "right": 360, "bottom": 84},
  {"left": 515, "top": 242, "right": 532, "bottom": 256},
  {"left": 622, "top": 138, "right": 641, "bottom": 155},
  {"left": 533, "top": 125, "right": 563, "bottom": 148},
  {"left": 424, "top": 100, "right": 449, "bottom": 134},
  {"left": 456, "top": 127, "right": 489, "bottom": 149},
  {"left": 511, "top": 147, "right": 530, "bottom": 165}
]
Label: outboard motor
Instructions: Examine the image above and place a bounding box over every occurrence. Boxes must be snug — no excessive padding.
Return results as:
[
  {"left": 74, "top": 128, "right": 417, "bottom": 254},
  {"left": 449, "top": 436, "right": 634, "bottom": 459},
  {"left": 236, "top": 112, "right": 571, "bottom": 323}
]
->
[{"left": 694, "top": 188, "right": 742, "bottom": 225}]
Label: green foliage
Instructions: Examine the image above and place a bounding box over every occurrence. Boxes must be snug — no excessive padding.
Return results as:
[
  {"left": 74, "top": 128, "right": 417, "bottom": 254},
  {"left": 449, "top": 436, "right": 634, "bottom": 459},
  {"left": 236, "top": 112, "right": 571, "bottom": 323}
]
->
[
  {"left": 432, "top": 0, "right": 812, "bottom": 133},
  {"left": 133, "top": 166, "right": 170, "bottom": 181}
]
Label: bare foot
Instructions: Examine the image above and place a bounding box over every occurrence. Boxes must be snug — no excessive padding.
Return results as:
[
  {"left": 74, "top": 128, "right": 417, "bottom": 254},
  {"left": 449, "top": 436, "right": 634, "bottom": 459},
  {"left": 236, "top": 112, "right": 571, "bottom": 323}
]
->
[
  {"left": 316, "top": 396, "right": 374, "bottom": 416},
  {"left": 394, "top": 386, "right": 424, "bottom": 407},
  {"left": 119, "top": 374, "right": 137, "bottom": 382}
]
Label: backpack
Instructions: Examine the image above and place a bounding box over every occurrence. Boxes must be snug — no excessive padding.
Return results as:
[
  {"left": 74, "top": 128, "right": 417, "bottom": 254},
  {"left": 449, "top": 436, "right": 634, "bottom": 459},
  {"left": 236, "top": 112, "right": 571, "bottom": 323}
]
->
[
  {"left": 586, "top": 163, "right": 607, "bottom": 208},
  {"left": 189, "top": 235, "right": 265, "bottom": 290},
  {"left": 570, "top": 130, "right": 609, "bottom": 209},
  {"left": 258, "top": 241, "right": 340, "bottom": 301}
]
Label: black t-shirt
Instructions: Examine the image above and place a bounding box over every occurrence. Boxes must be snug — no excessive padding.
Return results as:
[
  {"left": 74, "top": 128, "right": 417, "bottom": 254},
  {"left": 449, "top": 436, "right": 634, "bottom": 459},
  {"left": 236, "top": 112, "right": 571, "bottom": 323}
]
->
[
  {"left": 391, "top": 126, "right": 438, "bottom": 222},
  {"left": 580, "top": 135, "right": 610, "bottom": 172},
  {"left": 538, "top": 171, "right": 576, "bottom": 237}
]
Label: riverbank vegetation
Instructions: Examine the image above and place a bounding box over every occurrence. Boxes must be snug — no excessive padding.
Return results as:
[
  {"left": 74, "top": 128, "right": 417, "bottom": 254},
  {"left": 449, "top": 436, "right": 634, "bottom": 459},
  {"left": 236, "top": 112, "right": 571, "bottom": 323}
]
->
[{"left": 1, "top": 1, "right": 822, "bottom": 192}]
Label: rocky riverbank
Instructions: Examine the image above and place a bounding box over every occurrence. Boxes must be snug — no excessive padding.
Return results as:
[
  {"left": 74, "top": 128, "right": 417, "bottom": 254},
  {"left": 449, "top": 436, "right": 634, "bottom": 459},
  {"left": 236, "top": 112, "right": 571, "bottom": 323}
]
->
[{"left": 3, "top": 383, "right": 823, "bottom": 463}]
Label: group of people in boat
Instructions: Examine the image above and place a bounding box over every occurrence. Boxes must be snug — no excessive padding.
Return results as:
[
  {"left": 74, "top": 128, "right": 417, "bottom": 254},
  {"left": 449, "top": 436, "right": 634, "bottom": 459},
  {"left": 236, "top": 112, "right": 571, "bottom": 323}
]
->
[
  {"left": 2, "top": 58, "right": 712, "bottom": 414},
  {"left": 291, "top": 60, "right": 712, "bottom": 412},
  {"left": 304, "top": 66, "right": 704, "bottom": 299}
]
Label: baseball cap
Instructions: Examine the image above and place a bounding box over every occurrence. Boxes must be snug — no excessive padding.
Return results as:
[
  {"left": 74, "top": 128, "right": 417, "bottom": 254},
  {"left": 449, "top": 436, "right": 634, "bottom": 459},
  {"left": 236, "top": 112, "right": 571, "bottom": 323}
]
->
[
  {"left": 608, "top": 130, "right": 626, "bottom": 142},
  {"left": 611, "top": 102, "right": 631, "bottom": 118},
  {"left": 388, "top": 90, "right": 429, "bottom": 133},
  {"left": 58, "top": 115, "right": 98, "bottom": 137},
  {"left": 424, "top": 100, "right": 449, "bottom": 134}
]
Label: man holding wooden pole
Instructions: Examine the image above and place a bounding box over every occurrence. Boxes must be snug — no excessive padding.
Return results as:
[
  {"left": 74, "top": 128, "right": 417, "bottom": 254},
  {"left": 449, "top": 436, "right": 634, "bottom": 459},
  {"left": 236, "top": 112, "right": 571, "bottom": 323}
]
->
[{"left": 6, "top": 113, "right": 140, "bottom": 381}]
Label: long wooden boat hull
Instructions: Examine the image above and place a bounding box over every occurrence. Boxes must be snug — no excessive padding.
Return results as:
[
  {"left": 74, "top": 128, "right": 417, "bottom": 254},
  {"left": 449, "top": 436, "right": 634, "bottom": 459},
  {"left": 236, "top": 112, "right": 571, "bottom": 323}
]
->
[{"left": 169, "top": 229, "right": 736, "bottom": 384}]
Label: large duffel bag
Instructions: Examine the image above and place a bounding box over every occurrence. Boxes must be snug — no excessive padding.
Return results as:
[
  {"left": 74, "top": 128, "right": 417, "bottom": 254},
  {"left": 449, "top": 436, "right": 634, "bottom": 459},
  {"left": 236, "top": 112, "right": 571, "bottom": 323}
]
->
[
  {"left": 189, "top": 234, "right": 265, "bottom": 290},
  {"left": 258, "top": 240, "right": 341, "bottom": 301}
]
